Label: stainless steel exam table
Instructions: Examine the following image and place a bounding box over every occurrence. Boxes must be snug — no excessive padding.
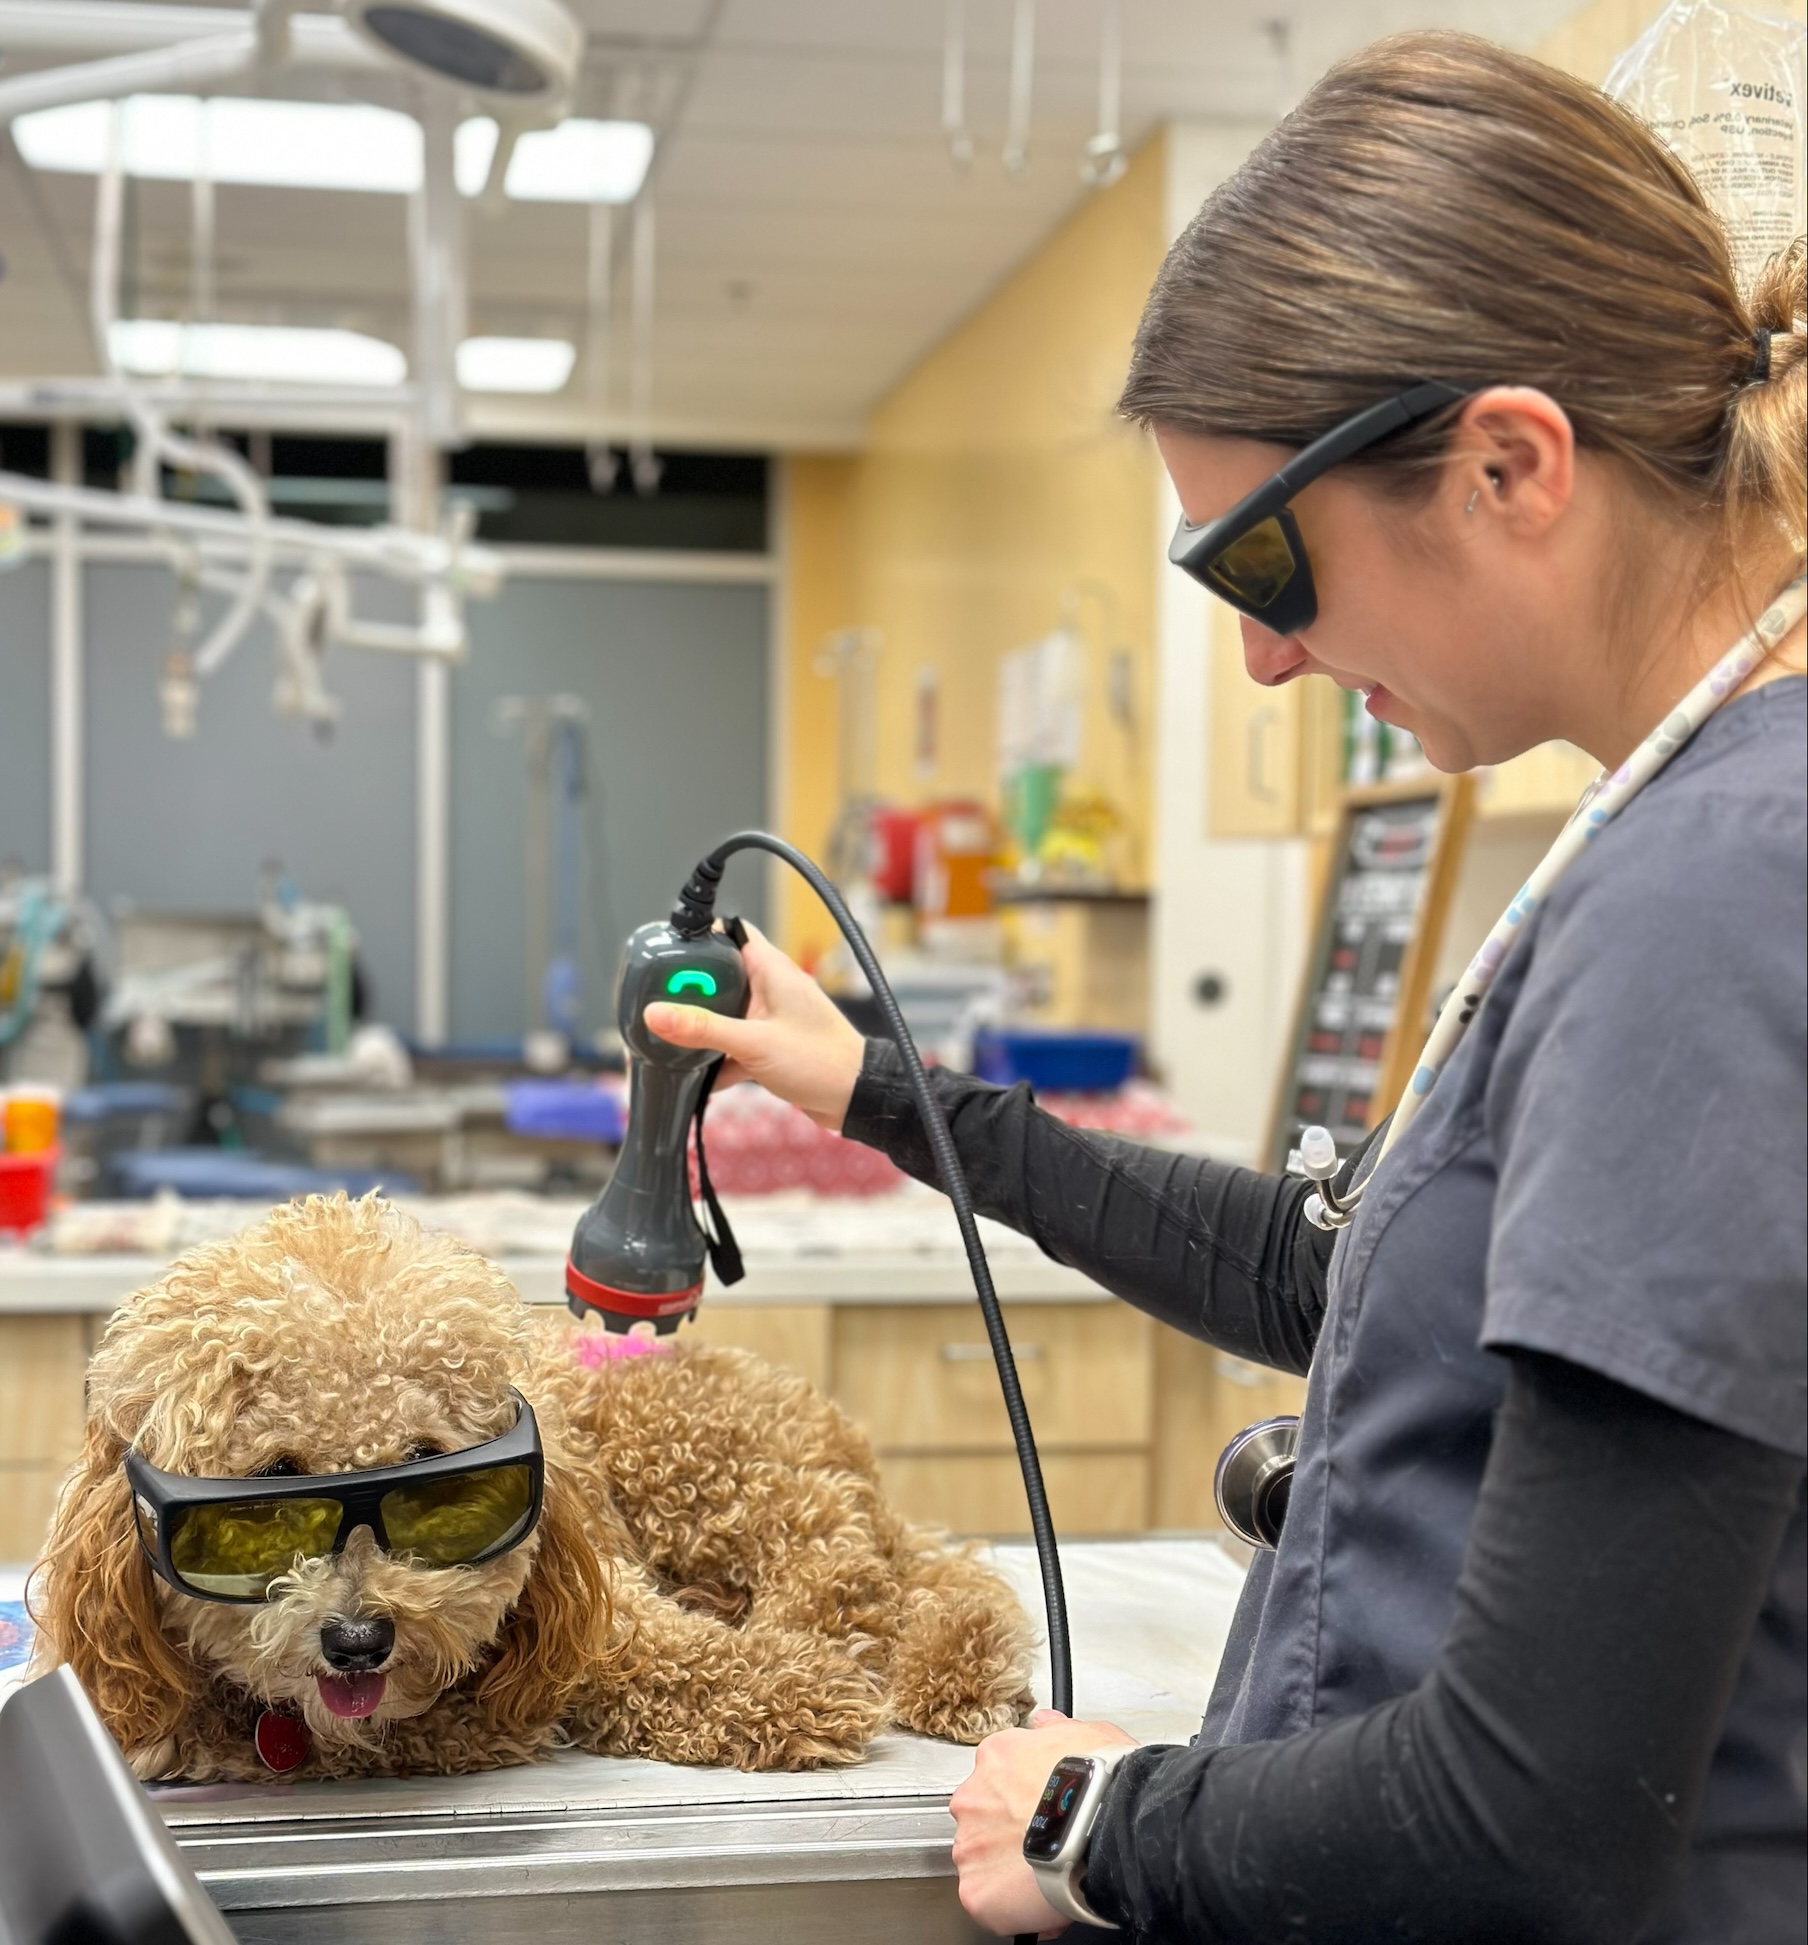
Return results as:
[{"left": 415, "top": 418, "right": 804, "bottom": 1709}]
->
[{"left": 150, "top": 1540, "right": 1247, "bottom": 1945}]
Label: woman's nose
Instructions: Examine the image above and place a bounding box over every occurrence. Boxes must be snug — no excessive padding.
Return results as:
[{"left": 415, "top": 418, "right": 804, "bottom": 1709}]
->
[{"left": 1240, "top": 613, "right": 1309, "bottom": 687}]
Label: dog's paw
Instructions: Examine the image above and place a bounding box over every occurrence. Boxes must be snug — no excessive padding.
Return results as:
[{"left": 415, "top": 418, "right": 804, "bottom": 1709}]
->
[
  {"left": 891, "top": 1685, "right": 1036, "bottom": 1744},
  {"left": 731, "top": 1638, "right": 890, "bottom": 1770},
  {"left": 128, "top": 1737, "right": 179, "bottom": 1782},
  {"left": 885, "top": 1587, "right": 1037, "bottom": 1745}
]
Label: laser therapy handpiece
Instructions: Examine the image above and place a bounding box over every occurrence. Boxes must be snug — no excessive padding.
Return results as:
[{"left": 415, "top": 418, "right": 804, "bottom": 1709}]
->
[{"left": 564, "top": 916, "right": 749, "bottom": 1333}]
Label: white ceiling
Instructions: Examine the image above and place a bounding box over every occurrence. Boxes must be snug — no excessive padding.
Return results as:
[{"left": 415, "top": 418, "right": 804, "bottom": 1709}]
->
[{"left": 0, "top": 1, "right": 1589, "bottom": 449}]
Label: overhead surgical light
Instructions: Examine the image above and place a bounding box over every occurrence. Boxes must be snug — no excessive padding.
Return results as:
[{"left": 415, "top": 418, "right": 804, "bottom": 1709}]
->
[
  {"left": 343, "top": 0, "right": 584, "bottom": 100},
  {"left": 456, "top": 336, "right": 575, "bottom": 392},
  {"left": 454, "top": 117, "right": 655, "bottom": 202},
  {"left": 109, "top": 320, "right": 408, "bottom": 387},
  {"left": 15, "top": 96, "right": 422, "bottom": 194}
]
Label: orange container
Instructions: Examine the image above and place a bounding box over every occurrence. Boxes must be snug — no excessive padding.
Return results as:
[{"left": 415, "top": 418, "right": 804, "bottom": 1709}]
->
[
  {"left": 3, "top": 1088, "right": 60, "bottom": 1154},
  {"left": 914, "top": 800, "right": 1000, "bottom": 921}
]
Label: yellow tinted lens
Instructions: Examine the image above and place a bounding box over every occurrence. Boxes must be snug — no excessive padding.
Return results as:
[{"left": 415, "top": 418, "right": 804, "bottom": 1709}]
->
[
  {"left": 1207, "top": 516, "right": 1297, "bottom": 610},
  {"left": 169, "top": 1497, "right": 341, "bottom": 1598},
  {"left": 381, "top": 1465, "right": 534, "bottom": 1567}
]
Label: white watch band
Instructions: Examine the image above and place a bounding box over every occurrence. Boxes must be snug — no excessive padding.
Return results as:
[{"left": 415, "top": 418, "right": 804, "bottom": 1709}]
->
[
  {"left": 1036, "top": 1865, "right": 1118, "bottom": 1930},
  {"left": 1025, "top": 1747, "right": 1128, "bottom": 1931}
]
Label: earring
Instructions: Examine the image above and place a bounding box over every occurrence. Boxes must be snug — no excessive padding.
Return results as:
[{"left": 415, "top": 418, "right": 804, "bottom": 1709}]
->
[{"left": 1465, "top": 489, "right": 1481, "bottom": 515}]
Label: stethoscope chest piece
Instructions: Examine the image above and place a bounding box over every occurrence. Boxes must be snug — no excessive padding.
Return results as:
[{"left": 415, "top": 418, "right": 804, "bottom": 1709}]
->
[{"left": 1214, "top": 1414, "right": 1301, "bottom": 1550}]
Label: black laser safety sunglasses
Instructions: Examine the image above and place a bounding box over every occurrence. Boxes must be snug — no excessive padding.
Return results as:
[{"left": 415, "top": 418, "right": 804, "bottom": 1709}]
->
[
  {"left": 126, "top": 1391, "right": 544, "bottom": 1603},
  {"left": 1167, "top": 381, "right": 1470, "bottom": 635}
]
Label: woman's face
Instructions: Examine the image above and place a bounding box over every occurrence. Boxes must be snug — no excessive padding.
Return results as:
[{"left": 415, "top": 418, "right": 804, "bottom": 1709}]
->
[{"left": 1155, "top": 424, "right": 1564, "bottom": 772}]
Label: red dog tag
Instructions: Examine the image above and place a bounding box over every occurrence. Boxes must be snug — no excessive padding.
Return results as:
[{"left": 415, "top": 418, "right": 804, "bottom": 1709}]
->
[{"left": 254, "top": 1709, "right": 311, "bottom": 1773}]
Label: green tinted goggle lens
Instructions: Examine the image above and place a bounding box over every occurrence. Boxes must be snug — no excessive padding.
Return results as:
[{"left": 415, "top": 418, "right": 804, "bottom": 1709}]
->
[
  {"left": 168, "top": 1496, "right": 343, "bottom": 1598},
  {"left": 379, "top": 1464, "right": 535, "bottom": 1568},
  {"left": 1206, "top": 516, "right": 1297, "bottom": 611}
]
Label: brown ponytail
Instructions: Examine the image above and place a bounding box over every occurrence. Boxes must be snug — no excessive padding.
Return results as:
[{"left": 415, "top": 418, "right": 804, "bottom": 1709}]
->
[
  {"left": 1121, "top": 31, "right": 1807, "bottom": 566},
  {"left": 1727, "top": 238, "right": 1806, "bottom": 558}
]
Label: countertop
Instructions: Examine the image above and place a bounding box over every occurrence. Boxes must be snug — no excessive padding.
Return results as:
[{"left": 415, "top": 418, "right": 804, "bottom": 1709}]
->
[{"left": 0, "top": 1185, "right": 1109, "bottom": 1313}]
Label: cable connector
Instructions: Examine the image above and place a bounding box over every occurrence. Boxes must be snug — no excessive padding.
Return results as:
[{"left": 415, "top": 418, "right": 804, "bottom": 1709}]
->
[{"left": 670, "top": 853, "right": 725, "bottom": 937}]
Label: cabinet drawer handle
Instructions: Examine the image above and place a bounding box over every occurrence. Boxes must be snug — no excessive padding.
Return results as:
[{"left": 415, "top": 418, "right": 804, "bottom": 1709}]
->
[
  {"left": 1248, "top": 706, "right": 1281, "bottom": 803},
  {"left": 1214, "top": 1354, "right": 1265, "bottom": 1387},
  {"left": 941, "top": 1341, "right": 1045, "bottom": 1363}
]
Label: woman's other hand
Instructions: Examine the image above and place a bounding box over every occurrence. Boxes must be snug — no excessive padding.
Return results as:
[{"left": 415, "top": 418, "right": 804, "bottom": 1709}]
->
[
  {"left": 950, "top": 1710, "right": 1139, "bottom": 1937},
  {"left": 641, "top": 924, "right": 867, "bottom": 1130}
]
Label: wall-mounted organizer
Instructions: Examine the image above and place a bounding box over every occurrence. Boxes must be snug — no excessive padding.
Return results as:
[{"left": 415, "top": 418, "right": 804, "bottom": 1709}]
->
[{"left": 1265, "top": 775, "right": 1475, "bottom": 1171}]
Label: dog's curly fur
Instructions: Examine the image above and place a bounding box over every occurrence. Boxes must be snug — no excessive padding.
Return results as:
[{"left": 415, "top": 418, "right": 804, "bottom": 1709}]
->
[{"left": 28, "top": 1194, "right": 1034, "bottom": 1781}]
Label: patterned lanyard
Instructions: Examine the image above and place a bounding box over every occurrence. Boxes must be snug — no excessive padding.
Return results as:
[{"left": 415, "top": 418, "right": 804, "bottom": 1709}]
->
[{"left": 1304, "top": 572, "right": 1808, "bottom": 1230}]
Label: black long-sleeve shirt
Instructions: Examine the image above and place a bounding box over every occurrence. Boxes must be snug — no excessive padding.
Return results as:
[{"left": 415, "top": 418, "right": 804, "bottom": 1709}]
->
[
  {"left": 844, "top": 1041, "right": 1339, "bottom": 1374},
  {"left": 842, "top": 1040, "right": 1805, "bottom": 1942}
]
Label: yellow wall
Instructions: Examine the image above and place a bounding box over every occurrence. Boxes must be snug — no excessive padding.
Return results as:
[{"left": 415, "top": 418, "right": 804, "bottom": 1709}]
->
[
  {"left": 775, "top": 135, "right": 1168, "bottom": 954},
  {"left": 1536, "top": 0, "right": 1673, "bottom": 81},
  {"left": 774, "top": 455, "right": 859, "bottom": 966}
]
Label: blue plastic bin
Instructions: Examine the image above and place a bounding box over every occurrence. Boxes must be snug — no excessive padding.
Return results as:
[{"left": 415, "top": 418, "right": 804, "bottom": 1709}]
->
[
  {"left": 503, "top": 1080, "right": 627, "bottom": 1145},
  {"left": 971, "top": 1029, "right": 1139, "bottom": 1093},
  {"left": 110, "top": 1150, "right": 415, "bottom": 1200}
]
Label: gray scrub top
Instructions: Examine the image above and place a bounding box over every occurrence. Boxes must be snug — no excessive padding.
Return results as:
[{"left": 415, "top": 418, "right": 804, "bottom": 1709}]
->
[{"left": 1202, "top": 677, "right": 1806, "bottom": 1940}]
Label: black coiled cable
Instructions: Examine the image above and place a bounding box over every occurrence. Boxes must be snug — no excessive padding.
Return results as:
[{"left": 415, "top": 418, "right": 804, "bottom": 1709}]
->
[{"left": 673, "top": 832, "right": 1074, "bottom": 1727}]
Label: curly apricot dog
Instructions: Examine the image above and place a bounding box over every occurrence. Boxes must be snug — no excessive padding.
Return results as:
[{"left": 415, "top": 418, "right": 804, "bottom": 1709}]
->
[{"left": 29, "top": 1193, "right": 1033, "bottom": 1781}]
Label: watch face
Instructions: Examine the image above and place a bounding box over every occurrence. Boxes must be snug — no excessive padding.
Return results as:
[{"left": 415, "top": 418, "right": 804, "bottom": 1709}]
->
[{"left": 1023, "top": 1756, "right": 1095, "bottom": 1862}]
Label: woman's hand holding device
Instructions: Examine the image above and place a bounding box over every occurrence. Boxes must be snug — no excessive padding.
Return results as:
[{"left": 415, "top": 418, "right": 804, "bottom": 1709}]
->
[{"left": 642, "top": 923, "right": 867, "bottom": 1130}]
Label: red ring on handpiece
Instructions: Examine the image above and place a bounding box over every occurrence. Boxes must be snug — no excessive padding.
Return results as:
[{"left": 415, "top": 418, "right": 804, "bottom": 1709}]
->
[{"left": 564, "top": 1259, "right": 702, "bottom": 1320}]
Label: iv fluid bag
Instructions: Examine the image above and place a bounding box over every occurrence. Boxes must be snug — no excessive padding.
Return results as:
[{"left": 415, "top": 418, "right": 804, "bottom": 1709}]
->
[{"left": 1607, "top": 2, "right": 1806, "bottom": 293}]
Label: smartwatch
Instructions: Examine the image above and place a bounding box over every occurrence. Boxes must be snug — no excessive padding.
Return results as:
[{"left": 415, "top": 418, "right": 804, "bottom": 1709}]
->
[{"left": 1022, "top": 1748, "right": 1128, "bottom": 1930}]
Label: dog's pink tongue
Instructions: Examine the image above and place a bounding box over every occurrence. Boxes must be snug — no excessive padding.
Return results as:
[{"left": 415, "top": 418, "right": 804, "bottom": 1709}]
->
[{"left": 316, "top": 1671, "right": 387, "bottom": 1719}]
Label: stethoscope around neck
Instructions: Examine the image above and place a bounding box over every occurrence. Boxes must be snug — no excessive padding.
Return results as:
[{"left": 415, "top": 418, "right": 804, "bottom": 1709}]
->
[{"left": 1212, "top": 572, "right": 1808, "bottom": 1552}]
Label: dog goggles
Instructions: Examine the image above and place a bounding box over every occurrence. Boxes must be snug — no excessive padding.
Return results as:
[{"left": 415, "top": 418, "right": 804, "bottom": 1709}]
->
[
  {"left": 125, "top": 1392, "right": 543, "bottom": 1603},
  {"left": 1167, "top": 381, "right": 1469, "bottom": 635}
]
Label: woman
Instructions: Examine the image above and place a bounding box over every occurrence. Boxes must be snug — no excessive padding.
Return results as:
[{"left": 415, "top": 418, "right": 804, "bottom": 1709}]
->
[{"left": 647, "top": 33, "right": 1805, "bottom": 1943}]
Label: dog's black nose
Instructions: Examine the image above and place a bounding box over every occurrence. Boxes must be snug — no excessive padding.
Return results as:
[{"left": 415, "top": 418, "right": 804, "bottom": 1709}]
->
[{"left": 319, "top": 1615, "right": 395, "bottom": 1672}]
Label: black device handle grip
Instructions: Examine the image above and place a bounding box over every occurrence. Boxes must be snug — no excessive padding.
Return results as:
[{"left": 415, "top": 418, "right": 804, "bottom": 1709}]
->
[{"left": 679, "top": 831, "right": 1073, "bottom": 1724}]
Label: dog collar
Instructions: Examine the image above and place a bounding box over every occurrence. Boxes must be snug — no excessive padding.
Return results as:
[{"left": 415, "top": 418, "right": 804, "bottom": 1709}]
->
[{"left": 254, "top": 1707, "right": 311, "bottom": 1773}]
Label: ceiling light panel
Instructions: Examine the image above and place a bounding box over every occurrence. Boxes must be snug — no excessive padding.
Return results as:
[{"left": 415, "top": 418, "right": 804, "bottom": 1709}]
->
[
  {"left": 456, "top": 117, "right": 655, "bottom": 202},
  {"left": 109, "top": 321, "right": 408, "bottom": 387},
  {"left": 15, "top": 96, "right": 423, "bottom": 194},
  {"left": 456, "top": 337, "right": 576, "bottom": 392}
]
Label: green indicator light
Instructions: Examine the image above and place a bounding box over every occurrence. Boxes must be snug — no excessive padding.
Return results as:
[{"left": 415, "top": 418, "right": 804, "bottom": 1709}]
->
[{"left": 666, "top": 969, "right": 719, "bottom": 998}]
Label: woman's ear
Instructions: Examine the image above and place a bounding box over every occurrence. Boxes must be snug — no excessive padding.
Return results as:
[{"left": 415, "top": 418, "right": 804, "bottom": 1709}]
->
[
  {"left": 1453, "top": 385, "right": 1577, "bottom": 533},
  {"left": 26, "top": 1424, "right": 203, "bottom": 1757},
  {"left": 475, "top": 1457, "right": 611, "bottom": 1735}
]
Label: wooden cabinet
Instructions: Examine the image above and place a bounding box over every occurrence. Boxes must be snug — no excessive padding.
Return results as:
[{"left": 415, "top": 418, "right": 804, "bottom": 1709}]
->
[
  {"left": 876, "top": 1452, "right": 1151, "bottom": 1536},
  {"left": 1150, "top": 1334, "right": 1306, "bottom": 1532},
  {"left": 997, "top": 894, "right": 1150, "bottom": 1036},
  {"left": 835, "top": 1303, "right": 1152, "bottom": 1451},
  {"left": 1206, "top": 600, "right": 1347, "bottom": 839},
  {"left": 0, "top": 1315, "right": 95, "bottom": 1563},
  {"left": 834, "top": 1303, "right": 1156, "bottom": 1537},
  {"left": 1209, "top": 609, "right": 1303, "bottom": 836},
  {"left": 1477, "top": 741, "right": 1599, "bottom": 818},
  {"left": 685, "top": 1303, "right": 833, "bottom": 1394}
]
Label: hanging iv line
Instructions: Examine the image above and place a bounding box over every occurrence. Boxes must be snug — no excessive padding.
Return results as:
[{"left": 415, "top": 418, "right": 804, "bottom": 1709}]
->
[
  {"left": 942, "top": 0, "right": 974, "bottom": 169},
  {"left": 1003, "top": 0, "right": 1036, "bottom": 178}
]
